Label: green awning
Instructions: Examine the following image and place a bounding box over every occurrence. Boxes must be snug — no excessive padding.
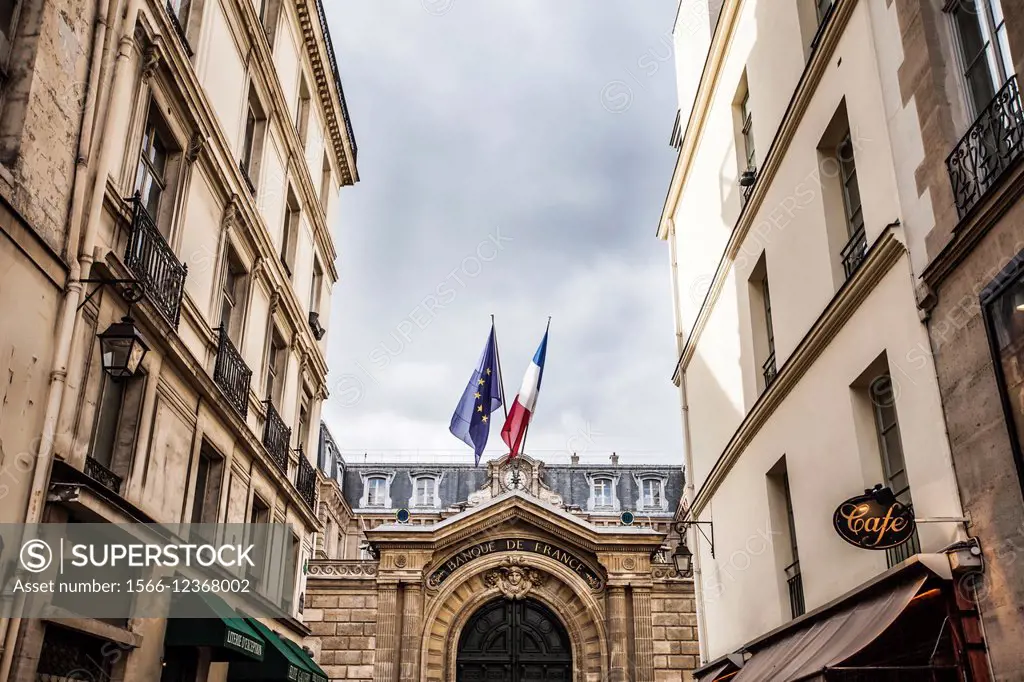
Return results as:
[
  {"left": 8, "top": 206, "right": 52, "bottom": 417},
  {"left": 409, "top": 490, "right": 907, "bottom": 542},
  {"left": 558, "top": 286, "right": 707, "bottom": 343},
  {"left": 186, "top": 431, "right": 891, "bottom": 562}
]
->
[
  {"left": 227, "top": 618, "right": 326, "bottom": 682},
  {"left": 279, "top": 636, "right": 328, "bottom": 682},
  {"left": 163, "top": 594, "right": 265, "bottom": 662}
]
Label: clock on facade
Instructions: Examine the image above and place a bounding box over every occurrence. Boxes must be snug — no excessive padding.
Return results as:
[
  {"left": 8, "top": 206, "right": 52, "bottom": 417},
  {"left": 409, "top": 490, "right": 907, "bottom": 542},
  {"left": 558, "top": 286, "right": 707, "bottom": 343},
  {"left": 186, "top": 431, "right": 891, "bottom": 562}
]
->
[{"left": 501, "top": 463, "right": 530, "bottom": 491}]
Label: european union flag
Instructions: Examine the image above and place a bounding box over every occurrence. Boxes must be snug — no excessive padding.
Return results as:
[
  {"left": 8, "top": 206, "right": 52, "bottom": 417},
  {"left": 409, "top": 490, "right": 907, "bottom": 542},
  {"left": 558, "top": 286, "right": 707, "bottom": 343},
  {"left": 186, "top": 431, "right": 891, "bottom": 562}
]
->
[{"left": 450, "top": 323, "right": 503, "bottom": 464}]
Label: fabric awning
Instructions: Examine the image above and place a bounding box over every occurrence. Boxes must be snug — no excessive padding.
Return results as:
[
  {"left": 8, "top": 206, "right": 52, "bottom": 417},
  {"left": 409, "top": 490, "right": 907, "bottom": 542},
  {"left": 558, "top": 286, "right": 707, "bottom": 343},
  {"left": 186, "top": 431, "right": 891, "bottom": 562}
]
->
[
  {"left": 695, "top": 662, "right": 730, "bottom": 681},
  {"left": 163, "top": 593, "right": 266, "bottom": 662},
  {"left": 733, "top": 575, "right": 927, "bottom": 682},
  {"left": 227, "top": 618, "right": 327, "bottom": 682}
]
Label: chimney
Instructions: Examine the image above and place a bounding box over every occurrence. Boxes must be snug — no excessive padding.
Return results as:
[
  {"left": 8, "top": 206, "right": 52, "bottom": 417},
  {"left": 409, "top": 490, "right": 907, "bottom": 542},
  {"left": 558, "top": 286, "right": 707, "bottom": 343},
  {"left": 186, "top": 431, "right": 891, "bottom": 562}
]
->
[
  {"left": 570, "top": 452, "right": 580, "bottom": 465},
  {"left": 610, "top": 452, "right": 619, "bottom": 466}
]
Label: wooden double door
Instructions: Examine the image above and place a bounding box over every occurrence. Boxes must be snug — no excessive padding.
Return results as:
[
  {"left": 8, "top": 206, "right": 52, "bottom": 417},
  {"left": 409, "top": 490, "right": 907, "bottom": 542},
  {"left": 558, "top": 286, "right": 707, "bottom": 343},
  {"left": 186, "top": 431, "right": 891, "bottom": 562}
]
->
[{"left": 456, "top": 598, "right": 572, "bottom": 682}]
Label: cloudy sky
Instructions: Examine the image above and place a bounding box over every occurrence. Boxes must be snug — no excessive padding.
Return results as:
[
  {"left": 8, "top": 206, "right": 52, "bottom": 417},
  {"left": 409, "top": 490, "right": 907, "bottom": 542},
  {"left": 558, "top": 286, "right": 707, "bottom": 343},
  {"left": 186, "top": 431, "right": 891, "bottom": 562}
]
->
[{"left": 322, "top": 1, "right": 682, "bottom": 465}]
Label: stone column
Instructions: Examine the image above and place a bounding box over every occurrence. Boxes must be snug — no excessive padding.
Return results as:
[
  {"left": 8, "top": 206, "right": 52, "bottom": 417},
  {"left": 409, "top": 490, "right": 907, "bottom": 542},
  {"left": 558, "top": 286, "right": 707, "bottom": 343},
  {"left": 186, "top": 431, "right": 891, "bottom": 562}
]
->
[
  {"left": 632, "top": 586, "right": 655, "bottom": 682},
  {"left": 398, "top": 582, "right": 423, "bottom": 680},
  {"left": 373, "top": 583, "right": 399, "bottom": 682},
  {"left": 607, "top": 585, "right": 631, "bottom": 682}
]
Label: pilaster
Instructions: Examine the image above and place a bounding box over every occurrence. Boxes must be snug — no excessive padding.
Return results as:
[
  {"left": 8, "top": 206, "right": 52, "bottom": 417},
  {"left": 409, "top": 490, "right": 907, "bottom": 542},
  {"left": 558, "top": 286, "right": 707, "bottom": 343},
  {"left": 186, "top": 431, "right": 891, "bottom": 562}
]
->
[
  {"left": 373, "top": 583, "right": 399, "bottom": 682},
  {"left": 632, "top": 585, "right": 655, "bottom": 682},
  {"left": 398, "top": 582, "right": 423, "bottom": 680},
  {"left": 607, "top": 585, "right": 630, "bottom": 682}
]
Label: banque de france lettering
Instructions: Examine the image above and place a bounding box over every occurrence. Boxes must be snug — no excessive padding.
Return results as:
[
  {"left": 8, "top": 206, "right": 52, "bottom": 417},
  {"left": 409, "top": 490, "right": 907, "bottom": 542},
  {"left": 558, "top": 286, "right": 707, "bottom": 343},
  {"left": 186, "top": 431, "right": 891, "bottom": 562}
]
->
[{"left": 430, "top": 538, "right": 598, "bottom": 585}]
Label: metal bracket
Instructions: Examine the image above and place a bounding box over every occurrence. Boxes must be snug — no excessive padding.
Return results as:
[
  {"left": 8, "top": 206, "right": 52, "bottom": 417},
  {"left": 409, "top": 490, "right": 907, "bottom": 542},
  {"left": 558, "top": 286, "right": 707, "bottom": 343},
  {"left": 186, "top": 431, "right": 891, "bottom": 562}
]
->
[
  {"left": 75, "top": 277, "right": 143, "bottom": 312},
  {"left": 674, "top": 520, "right": 715, "bottom": 558}
]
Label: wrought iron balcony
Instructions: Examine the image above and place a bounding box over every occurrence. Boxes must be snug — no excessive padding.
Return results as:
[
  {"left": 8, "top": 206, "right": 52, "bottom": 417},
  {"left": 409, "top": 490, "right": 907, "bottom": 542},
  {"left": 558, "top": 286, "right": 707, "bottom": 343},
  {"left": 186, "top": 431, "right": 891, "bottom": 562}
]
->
[
  {"left": 238, "top": 160, "right": 256, "bottom": 194},
  {"left": 312, "top": 0, "right": 357, "bottom": 160},
  {"left": 762, "top": 350, "right": 778, "bottom": 391},
  {"left": 841, "top": 224, "right": 867, "bottom": 280},
  {"left": 885, "top": 528, "right": 921, "bottom": 569},
  {"left": 84, "top": 456, "right": 122, "bottom": 493},
  {"left": 262, "top": 401, "right": 291, "bottom": 473},
  {"left": 124, "top": 195, "right": 188, "bottom": 328},
  {"left": 947, "top": 74, "right": 1024, "bottom": 220},
  {"left": 785, "top": 559, "right": 805, "bottom": 618},
  {"left": 308, "top": 311, "right": 326, "bottom": 341},
  {"left": 214, "top": 327, "right": 252, "bottom": 418},
  {"left": 262, "top": 399, "right": 290, "bottom": 473},
  {"left": 296, "top": 453, "right": 318, "bottom": 511}
]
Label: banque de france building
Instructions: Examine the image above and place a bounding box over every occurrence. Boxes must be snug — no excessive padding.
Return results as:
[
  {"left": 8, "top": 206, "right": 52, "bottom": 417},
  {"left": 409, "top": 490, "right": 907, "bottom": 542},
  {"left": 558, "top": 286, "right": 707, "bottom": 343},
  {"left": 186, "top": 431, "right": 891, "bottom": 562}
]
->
[{"left": 306, "top": 428, "right": 699, "bottom": 682}]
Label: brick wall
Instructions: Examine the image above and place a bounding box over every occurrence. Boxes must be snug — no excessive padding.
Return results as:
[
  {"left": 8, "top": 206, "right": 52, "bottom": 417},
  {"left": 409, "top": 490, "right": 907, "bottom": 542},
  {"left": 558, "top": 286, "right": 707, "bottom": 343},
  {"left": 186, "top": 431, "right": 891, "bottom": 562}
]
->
[
  {"left": 652, "top": 583, "right": 699, "bottom": 682},
  {"left": 305, "top": 587, "right": 378, "bottom": 681}
]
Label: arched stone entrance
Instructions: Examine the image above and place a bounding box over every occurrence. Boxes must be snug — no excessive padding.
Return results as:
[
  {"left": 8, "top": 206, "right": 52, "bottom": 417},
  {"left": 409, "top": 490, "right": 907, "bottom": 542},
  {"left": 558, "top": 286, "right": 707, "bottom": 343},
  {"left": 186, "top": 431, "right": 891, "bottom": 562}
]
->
[{"left": 456, "top": 597, "right": 572, "bottom": 681}]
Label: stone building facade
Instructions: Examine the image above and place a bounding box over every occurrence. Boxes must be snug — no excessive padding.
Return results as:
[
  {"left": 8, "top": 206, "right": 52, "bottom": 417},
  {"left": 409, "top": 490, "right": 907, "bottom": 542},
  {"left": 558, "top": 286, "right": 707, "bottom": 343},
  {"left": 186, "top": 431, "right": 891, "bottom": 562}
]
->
[
  {"left": 306, "top": 445, "right": 698, "bottom": 682},
  {"left": 895, "top": 0, "right": 1024, "bottom": 677},
  {"left": 0, "top": 0, "right": 357, "bottom": 679}
]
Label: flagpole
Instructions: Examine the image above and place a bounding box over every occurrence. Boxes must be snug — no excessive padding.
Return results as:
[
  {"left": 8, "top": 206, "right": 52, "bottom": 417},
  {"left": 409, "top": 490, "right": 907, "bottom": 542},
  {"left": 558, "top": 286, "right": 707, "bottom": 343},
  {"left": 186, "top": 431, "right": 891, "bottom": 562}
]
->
[
  {"left": 517, "top": 317, "right": 550, "bottom": 460},
  {"left": 492, "top": 314, "right": 508, "bottom": 422}
]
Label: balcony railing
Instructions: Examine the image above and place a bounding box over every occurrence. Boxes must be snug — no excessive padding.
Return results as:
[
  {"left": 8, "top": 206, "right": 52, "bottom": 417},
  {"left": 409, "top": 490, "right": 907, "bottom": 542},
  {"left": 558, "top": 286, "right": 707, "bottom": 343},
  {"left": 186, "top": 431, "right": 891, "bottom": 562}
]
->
[
  {"left": 947, "top": 74, "right": 1024, "bottom": 220},
  {"left": 214, "top": 328, "right": 252, "bottom": 418},
  {"left": 296, "top": 453, "right": 318, "bottom": 511},
  {"left": 762, "top": 350, "right": 778, "bottom": 391},
  {"left": 84, "top": 456, "right": 122, "bottom": 494},
  {"left": 308, "top": 311, "right": 326, "bottom": 341},
  {"left": 238, "top": 160, "right": 256, "bottom": 194},
  {"left": 312, "top": 0, "right": 357, "bottom": 160},
  {"left": 840, "top": 224, "right": 867, "bottom": 280},
  {"left": 262, "top": 401, "right": 291, "bottom": 473},
  {"left": 785, "top": 559, "right": 805, "bottom": 618},
  {"left": 124, "top": 195, "right": 188, "bottom": 328},
  {"left": 885, "top": 529, "right": 921, "bottom": 569}
]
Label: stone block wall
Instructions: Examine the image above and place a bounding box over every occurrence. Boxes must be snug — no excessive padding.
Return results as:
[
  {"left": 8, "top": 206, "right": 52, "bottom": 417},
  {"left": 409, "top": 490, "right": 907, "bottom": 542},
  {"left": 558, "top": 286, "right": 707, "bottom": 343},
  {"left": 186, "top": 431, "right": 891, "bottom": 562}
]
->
[
  {"left": 652, "top": 581, "right": 699, "bottom": 682},
  {"left": 304, "top": 577, "right": 378, "bottom": 681}
]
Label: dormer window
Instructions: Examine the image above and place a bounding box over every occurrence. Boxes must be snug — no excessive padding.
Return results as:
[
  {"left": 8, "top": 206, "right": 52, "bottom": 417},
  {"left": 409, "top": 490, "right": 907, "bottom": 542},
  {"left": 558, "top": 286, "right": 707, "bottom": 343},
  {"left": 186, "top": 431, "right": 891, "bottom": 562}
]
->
[
  {"left": 410, "top": 471, "right": 443, "bottom": 508},
  {"left": 634, "top": 473, "right": 670, "bottom": 512},
  {"left": 359, "top": 471, "right": 394, "bottom": 509},
  {"left": 585, "top": 472, "right": 620, "bottom": 512},
  {"left": 594, "top": 478, "right": 612, "bottom": 507}
]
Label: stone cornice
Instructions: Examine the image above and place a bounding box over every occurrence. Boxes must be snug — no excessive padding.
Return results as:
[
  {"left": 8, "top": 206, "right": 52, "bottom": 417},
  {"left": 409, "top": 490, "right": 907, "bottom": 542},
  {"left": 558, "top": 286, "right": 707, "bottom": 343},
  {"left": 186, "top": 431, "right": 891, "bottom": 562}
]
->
[
  {"left": 688, "top": 227, "right": 906, "bottom": 516},
  {"left": 659, "top": 0, "right": 859, "bottom": 378},
  {"left": 920, "top": 160, "right": 1024, "bottom": 298}
]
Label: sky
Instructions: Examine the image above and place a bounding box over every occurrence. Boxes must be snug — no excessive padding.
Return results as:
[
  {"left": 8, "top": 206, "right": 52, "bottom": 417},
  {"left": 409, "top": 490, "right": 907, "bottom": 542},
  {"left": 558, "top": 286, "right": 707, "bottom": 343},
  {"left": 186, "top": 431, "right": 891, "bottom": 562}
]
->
[{"left": 321, "top": 0, "right": 683, "bottom": 466}]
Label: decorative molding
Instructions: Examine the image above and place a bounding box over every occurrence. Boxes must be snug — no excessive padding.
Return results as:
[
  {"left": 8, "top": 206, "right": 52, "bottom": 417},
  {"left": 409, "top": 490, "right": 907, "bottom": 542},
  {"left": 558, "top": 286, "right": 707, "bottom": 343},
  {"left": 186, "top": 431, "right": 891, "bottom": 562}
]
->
[
  {"left": 632, "top": 472, "right": 669, "bottom": 513},
  {"left": 688, "top": 228, "right": 907, "bottom": 517},
  {"left": 358, "top": 470, "right": 395, "bottom": 509},
  {"left": 306, "top": 560, "right": 378, "bottom": 578},
  {"left": 585, "top": 470, "right": 621, "bottom": 512},
  {"left": 141, "top": 37, "right": 164, "bottom": 82},
  {"left": 483, "top": 556, "right": 547, "bottom": 600}
]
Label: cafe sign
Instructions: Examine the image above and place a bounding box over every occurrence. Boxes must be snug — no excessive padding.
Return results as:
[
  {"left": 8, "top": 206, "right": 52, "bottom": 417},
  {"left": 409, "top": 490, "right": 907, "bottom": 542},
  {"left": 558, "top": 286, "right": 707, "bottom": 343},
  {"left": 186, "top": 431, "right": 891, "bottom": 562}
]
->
[{"left": 833, "top": 487, "right": 916, "bottom": 550}]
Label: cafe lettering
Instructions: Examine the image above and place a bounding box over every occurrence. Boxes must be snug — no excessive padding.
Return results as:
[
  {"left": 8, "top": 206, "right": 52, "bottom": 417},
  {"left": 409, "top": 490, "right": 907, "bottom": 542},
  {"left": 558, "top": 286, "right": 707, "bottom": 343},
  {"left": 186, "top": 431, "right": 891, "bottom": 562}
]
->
[
  {"left": 833, "top": 487, "right": 916, "bottom": 550},
  {"left": 427, "top": 538, "right": 604, "bottom": 590}
]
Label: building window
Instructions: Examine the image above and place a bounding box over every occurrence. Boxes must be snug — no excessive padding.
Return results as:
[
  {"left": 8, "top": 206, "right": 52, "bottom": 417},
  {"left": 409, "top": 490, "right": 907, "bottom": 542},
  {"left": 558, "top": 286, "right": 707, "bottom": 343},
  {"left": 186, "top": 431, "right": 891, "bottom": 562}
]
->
[
  {"left": 870, "top": 374, "right": 921, "bottom": 566},
  {"left": 296, "top": 388, "right": 311, "bottom": 455},
  {"left": 280, "top": 188, "right": 300, "bottom": 275},
  {"left": 633, "top": 473, "right": 668, "bottom": 511},
  {"left": 190, "top": 444, "right": 223, "bottom": 526},
  {"left": 360, "top": 472, "right": 394, "bottom": 508},
  {"left": 297, "top": 76, "right": 312, "bottom": 144},
  {"left": 749, "top": 254, "right": 776, "bottom": 392},
  {"left": 36, "top": 626, "right": 113, "bottom": 682},
  {"left": 0, "top": 0, "right": 23, "bottom": 70},
  {"left": 248, "top": 495, "right": 271, "bottom": 584},
  {"left": 838, "top": 134, "right": 864, "bottom": 238},
  {"left": 586, "top": 472, "right": 620, "bottom": 511},
  {"left": 410, "top": 472, "right": 442, "bottom": 508},
  {"left": 739, "top": 89, "right": 755, "bottom": 173},
  {"left": 133, "top": 106, "right": 182, "bottom": 238},
  {"left": 167, "top": 0, "right": 191, "bottom": 28},
  {"left": 258, "top": 0, "right": 282, "bottom": 45},
  {"left": 88, "top": 371, "right": 147, "bottom": 492},
  {"left": 815, "top": 0, "right": 833, "bottom": 23},
  {"left": 310, "top": 258, "right": 323, "bottom": 315},
  {"left": 240, "top": 88, "right": 267, "bottom": 191},
  {"left": 264, "top": 329, "right": 286, "bottom": 406},
  {"left": 949, "top": 0, "right": 1012, "bottom": 118},
  {"left": 983, "top": 262, "right": 1024, "bottom": 502},
  {"left": 319, "top": 152, "right": 333, "bottom": 210},
  {"left": 283, "top": 533, "right": 301, "bottom": 613},
  {"left": 219, "top": 247, "right": 248, "bottom": 343},
  {"left": 767, "top": 457, "right": 804, "bottom": 619}
]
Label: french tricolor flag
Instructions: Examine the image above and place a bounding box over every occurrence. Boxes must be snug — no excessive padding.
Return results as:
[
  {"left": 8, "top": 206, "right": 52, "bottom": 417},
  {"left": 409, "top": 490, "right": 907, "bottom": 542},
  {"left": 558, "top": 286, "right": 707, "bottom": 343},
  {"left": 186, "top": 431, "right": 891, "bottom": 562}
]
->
[{"left": 501, "top": 325, "right": 549, "bottom": 457}]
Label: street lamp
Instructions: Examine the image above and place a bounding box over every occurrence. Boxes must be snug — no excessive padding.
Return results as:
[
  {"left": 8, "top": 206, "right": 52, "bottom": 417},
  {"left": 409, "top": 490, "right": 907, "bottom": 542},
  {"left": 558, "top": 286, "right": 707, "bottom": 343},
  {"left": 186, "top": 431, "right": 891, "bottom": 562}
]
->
[
  {"left": 98, "top": 315, "right": 149, "bottom": 380},
  {"left": 672, "top": 541, "right": 694, "bottom": 578}
]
